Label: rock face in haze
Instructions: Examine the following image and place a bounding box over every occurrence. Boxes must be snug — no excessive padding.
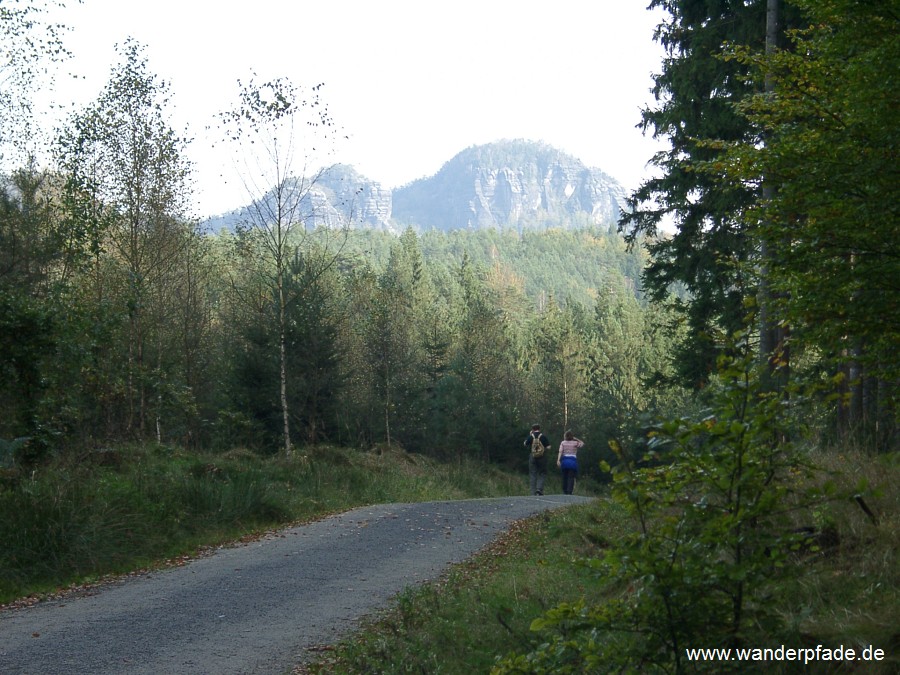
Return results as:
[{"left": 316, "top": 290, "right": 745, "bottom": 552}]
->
[
  {"left": 391, "top": 140, "right": 628, "bottom": 231},
  {"left": 203, "top": 164, "right": 394, "bottom": 233},
  {"left": 310, "top": 164, "right": 394, "bottom": 231},
  {"left": 203, "top": 141, "right": 627, "bottom": 234}
]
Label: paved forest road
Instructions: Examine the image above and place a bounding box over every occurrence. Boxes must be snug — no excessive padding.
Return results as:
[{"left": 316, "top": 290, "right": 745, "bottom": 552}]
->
[{"left": 1, "top": 495, "right": 592, "bottom": 674}]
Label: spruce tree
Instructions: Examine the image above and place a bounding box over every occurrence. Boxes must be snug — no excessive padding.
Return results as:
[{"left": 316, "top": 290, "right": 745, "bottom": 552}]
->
[{"left": 621, "top": 0, "right": 799, "bottom": 386}]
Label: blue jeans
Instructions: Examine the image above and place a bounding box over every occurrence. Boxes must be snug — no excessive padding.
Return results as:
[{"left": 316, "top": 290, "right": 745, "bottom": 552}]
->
[
  {"left": 560, "top": 455, "right": 578, "bottom": 494},
  {"left": 561, "top": 468, "right": 577, "bottom": 494}
]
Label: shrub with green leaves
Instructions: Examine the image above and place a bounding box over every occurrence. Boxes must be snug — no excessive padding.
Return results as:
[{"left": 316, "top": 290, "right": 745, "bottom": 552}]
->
[{"left": 495, "top": 347, "right": 831, "bottom": 673}]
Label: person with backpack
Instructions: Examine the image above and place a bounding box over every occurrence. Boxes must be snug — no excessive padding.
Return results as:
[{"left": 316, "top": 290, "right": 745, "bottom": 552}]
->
[
  {"left": 557, "top": 430, "right": 584, "bottom": 495},
  {"left": 524, "top": 424, "right": 550, "bottom": 495}
]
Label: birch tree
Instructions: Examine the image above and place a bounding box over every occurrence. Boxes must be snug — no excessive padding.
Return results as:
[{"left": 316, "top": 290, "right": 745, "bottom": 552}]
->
[
  {"left": 217, "top": 76, "right": 342, "bottom": 456},
  {"left": 57, "top": 39, "right": 193, "bottom": 440},
  {"left": 0, "top": 0, "right": 71, "bottom": 164}
]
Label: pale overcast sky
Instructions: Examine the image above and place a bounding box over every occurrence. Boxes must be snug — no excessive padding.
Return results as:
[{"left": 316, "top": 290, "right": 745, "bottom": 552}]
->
[{"left": 43, "top": 0, "right": 667, "bottom": 218}]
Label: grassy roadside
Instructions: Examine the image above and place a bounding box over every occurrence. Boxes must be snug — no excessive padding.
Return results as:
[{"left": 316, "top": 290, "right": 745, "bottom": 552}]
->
[
  {"left": 299, "top": 447, "right": 899, "bottom": 674},
  {"left": 298, "top": 498, "right": 629, "bottom": 674},
  {"left": 0, "top": 442, "right": 599, "bottom": 605}
]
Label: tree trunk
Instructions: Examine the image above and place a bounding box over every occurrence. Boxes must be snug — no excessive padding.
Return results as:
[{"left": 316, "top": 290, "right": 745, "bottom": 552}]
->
[
  {"left": 759, "top": 0, "right": 789, "bottom": 389},
  {"left": 278, "top": 270, "right": 292, "bottom": 456},
  {"left": 384, "top": 371, "right": 392, "bottom": 448},
  {"left": 156, "top": 336, "right": 163, "bottom": 445}
]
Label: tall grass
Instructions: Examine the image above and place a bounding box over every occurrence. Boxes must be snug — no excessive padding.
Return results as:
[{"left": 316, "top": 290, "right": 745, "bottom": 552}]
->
[
  {"left": 776, "top": 446, "right": 899, "bottom": 665},
  {"left": 0, "top": 443, "right": 558, "bottom": 604}
]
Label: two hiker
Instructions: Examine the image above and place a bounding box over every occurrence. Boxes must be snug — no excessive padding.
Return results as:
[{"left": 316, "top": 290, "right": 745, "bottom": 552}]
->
[{"left": 524, "top": 425, "right": 584, "bottom": 496}]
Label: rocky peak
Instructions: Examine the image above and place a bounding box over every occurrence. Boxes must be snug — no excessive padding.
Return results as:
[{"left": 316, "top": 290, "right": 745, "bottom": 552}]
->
[
  {"left": 308, "top": 164, "right": 394, "bottom": 231},
  {"left": 203, "top": 164, "right": 394, "bottom": 233},
  {"left": 390, "top": 140, "right": 628, "bottom": 231},
  {"left": 203, "top": 141, "right": 627, "bottom": 234}
]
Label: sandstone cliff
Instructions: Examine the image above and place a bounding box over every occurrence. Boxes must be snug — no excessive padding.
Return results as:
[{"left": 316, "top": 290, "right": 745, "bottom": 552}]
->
[
  {"left": 203, "top": 141, "right": 627, "bottom": 234},
  {"left": 391, "top": 140, "right": 628, "bottom": 231},
  {"left": 203, "top": 164, "right": 394, "bottom": 233}
]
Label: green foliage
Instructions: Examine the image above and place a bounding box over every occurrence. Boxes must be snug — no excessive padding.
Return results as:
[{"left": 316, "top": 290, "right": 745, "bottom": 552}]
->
[
  {"left": 622, "top": 0, "right": 897, "bottom": 430},
  {"left": 223, "top": 320, "right": 282, "bottom": 450},
  {"left": 416, "top": 226, "right": 646, "bottom": 310},
  {"left": 495, "top": 347, "right": 830, "bottom": 673},
  {"left": 446, "top": 256, "right": 523, "bottom": 462},
  {"left": 715, "top": 0, "right": 899, "bottom": 442},
  {"left": 0, "top": 436, "right": 29, "bottom": 470},
  {"left": 220, "top": 242, "right": 348, "bottom": 450},
  {"left": 0, "top": 0, "right": 71, "bottom": 162},
  {"left": 0, "top": 164, "right": 86, "bottom": 458},
  {"left": 0, "top": 289, "right": 54, "bottom": 446},
  {"left": 51, "top": 39, "right": 202, "bottom": 446},
  {"left": 57, "top": 38, "right": 192, "bottom": 223},
  {"left": 284, "top": 251, "right": 346, "bottom": 445},
  {"left": 585, "top": 283, "right": 682, "bottom": 453},
  {"left": 620, "top": 0, "right": 778, "bottom": 387}
]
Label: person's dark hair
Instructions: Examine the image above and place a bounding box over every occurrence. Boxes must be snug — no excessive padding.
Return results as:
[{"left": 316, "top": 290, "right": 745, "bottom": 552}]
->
[
  {"left": 564, "top": 430, "right": 574, "bottom": 441},
  {"left": 532, "top": 424, "right": 541, "bottom": 431}
]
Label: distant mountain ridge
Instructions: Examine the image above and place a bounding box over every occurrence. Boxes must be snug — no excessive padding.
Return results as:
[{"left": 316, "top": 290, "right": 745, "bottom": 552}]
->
[{"left": 203, "top": 140, "right": 628, "bottom": 233}]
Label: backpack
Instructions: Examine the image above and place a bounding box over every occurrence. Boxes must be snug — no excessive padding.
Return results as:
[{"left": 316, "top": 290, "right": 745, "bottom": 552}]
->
[{"left": 530, "top": 434, "right": 545, "bottom": 458}]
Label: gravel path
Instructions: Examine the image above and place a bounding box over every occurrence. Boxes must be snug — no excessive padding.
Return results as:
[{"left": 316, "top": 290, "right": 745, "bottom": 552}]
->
[{"left": 0, "top": 495, "right": 592, "bottom": 674}]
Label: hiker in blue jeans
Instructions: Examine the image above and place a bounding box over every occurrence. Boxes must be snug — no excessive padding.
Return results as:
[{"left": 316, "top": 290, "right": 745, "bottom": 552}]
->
[
  {"left": 557, "top": 430, "right": 584, "bottom": 495},
  {"left": 525, "top": 424, "right": 550, "bottom": 495}
]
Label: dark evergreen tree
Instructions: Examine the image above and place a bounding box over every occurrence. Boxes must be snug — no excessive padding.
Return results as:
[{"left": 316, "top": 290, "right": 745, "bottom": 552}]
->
[
  {"left": 228, "top": 317, "right": 282, "bottom": 451},
  {"left": 361, "top": 246, "right": 421, "bottom": 449},
  {"left": 445, "top": 256, "right": 523, "bottom": 463},
  {"left": 621, "top": 0, "right": 801, "bottom": 387},
  {"left": 334, "top": 263, "right": 380, "bottom": 448},
  {"left": 522, "top": 298, "right": 590, "bottom": 439},
  {"left": 284, "top": 249, "right": 346, "bottom": 446}
]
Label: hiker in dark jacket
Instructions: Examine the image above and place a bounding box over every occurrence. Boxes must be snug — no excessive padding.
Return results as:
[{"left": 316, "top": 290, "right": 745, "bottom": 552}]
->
[{"left": 525, "top": 424, "right": 550, "bottom": 495}]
